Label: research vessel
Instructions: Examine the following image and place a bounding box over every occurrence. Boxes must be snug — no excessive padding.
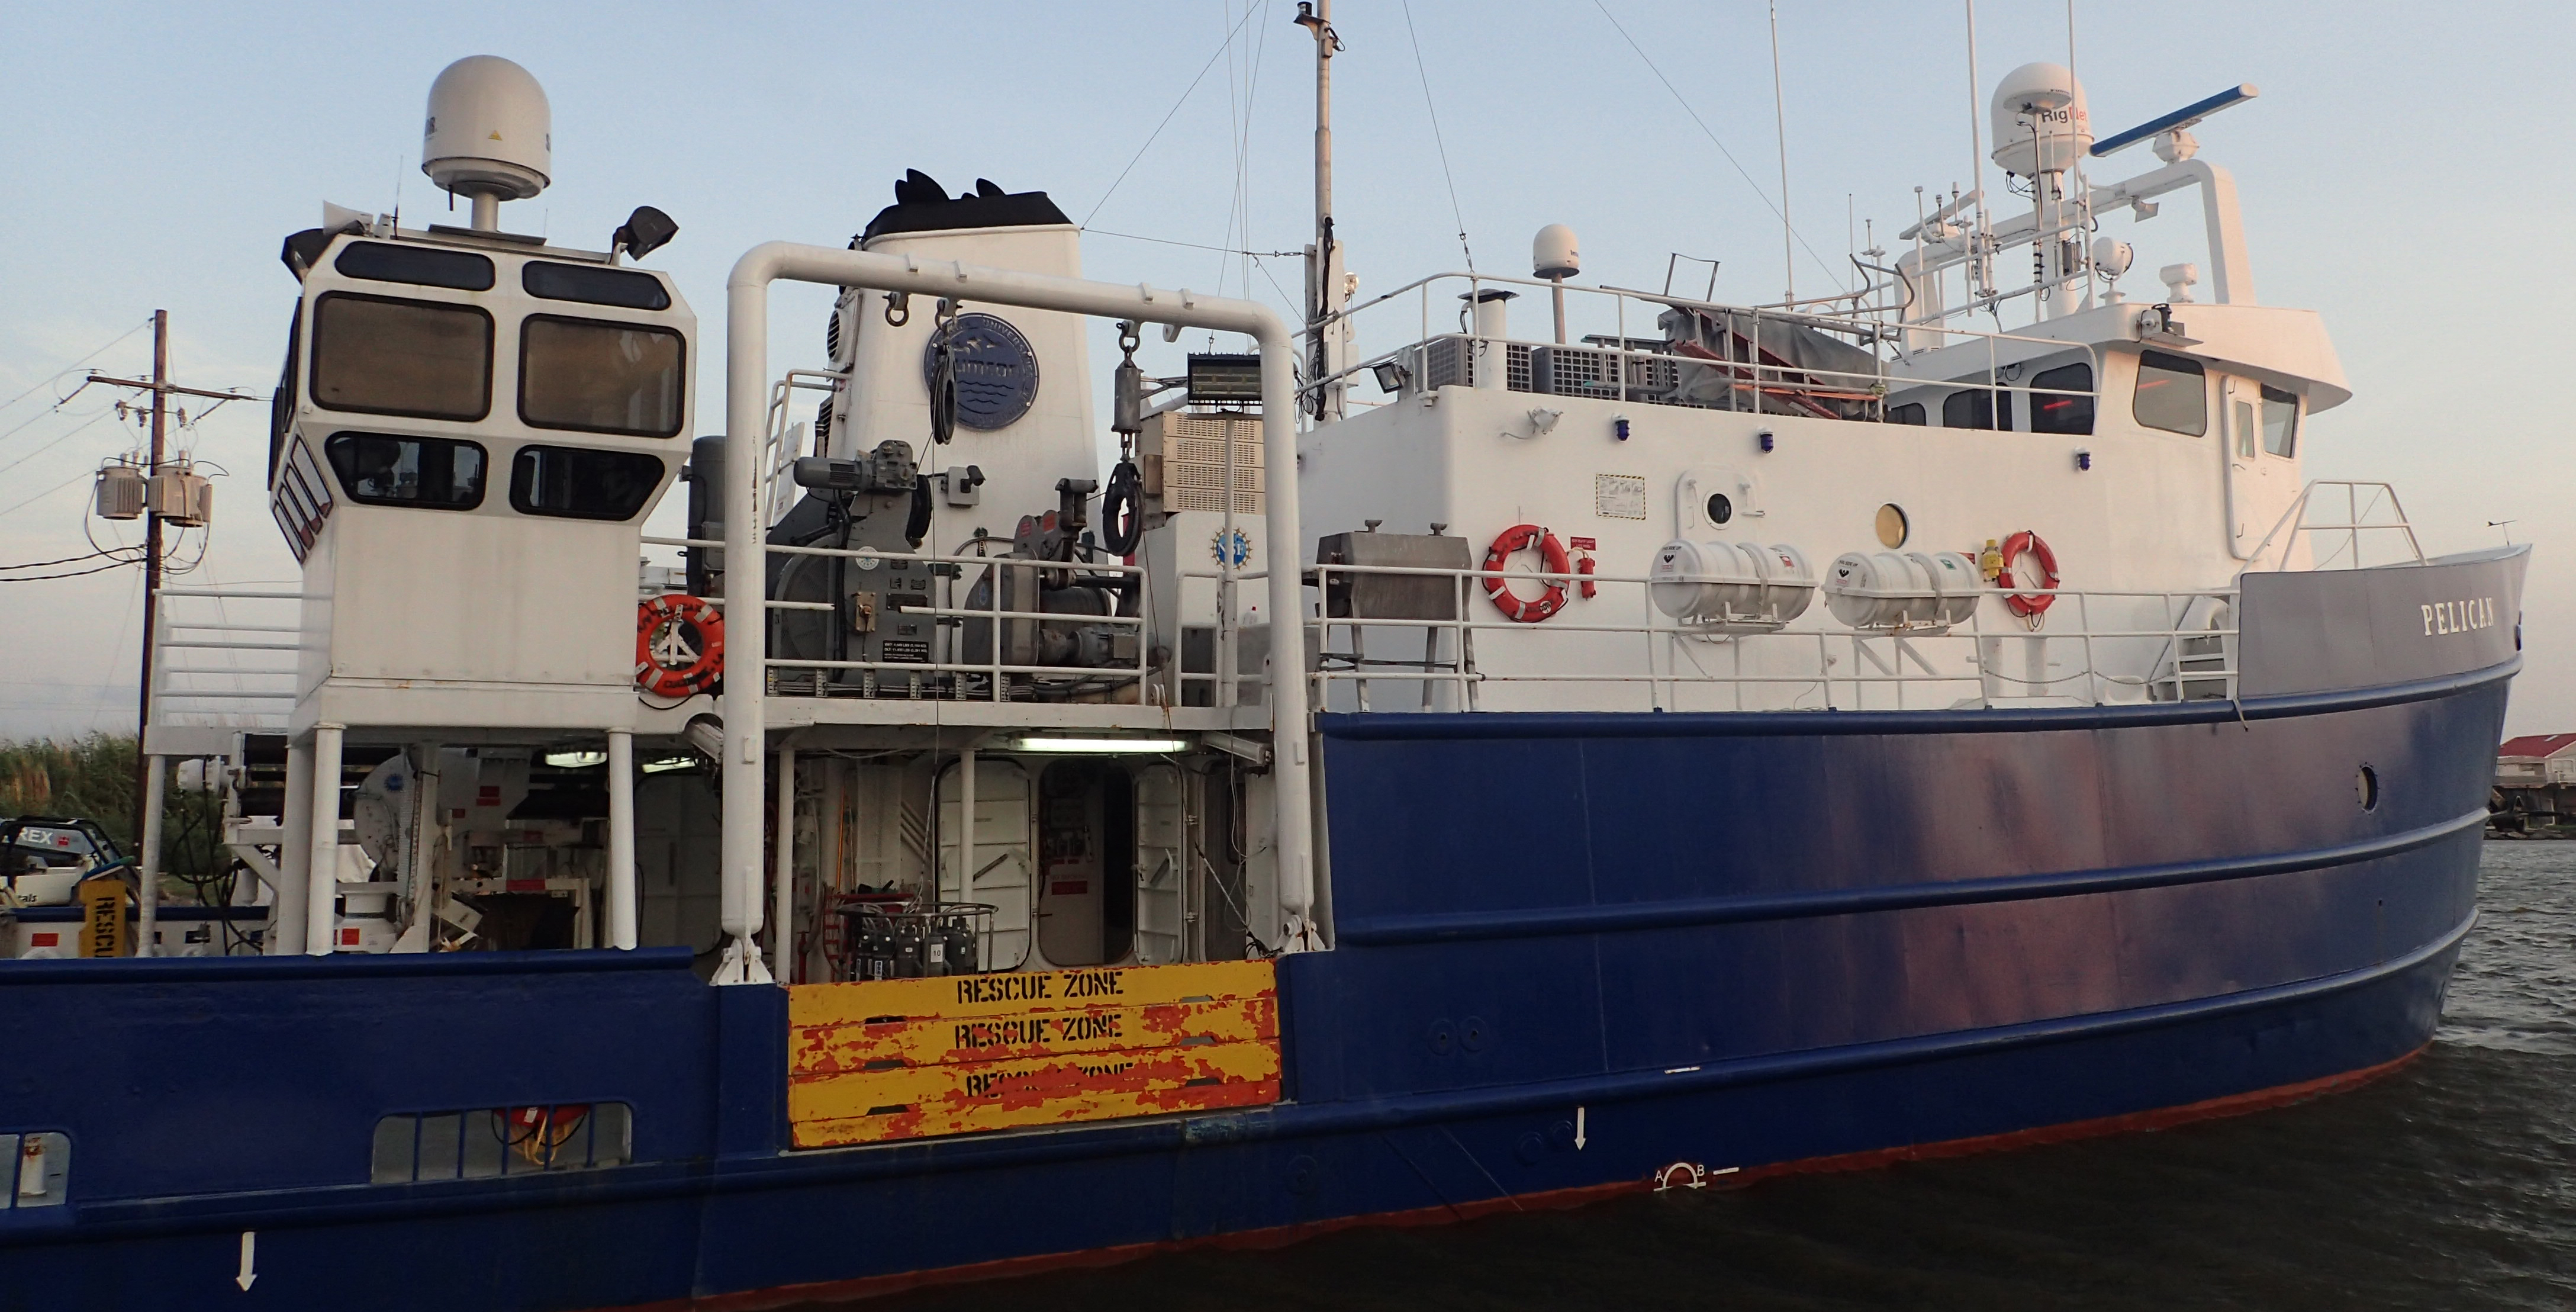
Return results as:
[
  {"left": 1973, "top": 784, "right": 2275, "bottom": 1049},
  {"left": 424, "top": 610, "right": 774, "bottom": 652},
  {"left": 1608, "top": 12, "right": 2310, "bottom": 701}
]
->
[{"left": 1, "top": 28, "right": 2526, "bottom": 1311}]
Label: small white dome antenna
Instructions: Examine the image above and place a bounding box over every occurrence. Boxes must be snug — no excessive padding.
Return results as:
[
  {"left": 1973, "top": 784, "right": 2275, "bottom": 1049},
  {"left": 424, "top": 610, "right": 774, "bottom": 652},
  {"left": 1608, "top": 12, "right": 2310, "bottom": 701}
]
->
[
  {"left": 1989, "top": 63, "right": 2092, "bottom": 177},
  {"left": 1532, "top": 224, "right": 1580, "bottom": 344},
  {"left": 422, "top": 56, "right": 550, "bottom": 233}
]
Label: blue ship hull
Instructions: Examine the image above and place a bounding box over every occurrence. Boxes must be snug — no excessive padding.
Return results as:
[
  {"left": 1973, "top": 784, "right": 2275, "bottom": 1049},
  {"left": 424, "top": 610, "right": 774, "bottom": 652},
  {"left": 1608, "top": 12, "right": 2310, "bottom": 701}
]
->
[{"left": 0, "top": 660, "right": 2509, "bottom": 1310}]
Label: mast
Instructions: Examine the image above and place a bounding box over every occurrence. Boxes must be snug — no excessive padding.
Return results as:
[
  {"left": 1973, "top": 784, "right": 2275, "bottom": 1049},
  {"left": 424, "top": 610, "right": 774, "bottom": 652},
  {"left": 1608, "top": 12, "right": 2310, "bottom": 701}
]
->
[{"left": 1295, "top": 2, "right": 1344, "bottom": 423}]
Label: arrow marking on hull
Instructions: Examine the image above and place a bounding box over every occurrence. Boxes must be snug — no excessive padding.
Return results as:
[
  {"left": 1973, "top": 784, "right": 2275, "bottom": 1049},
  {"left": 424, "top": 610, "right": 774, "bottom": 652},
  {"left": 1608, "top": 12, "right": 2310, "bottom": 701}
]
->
[
  {"left": 237, "top": 1230, "right": 257, "bottom": 1291},
  {"left": 1575, "top": 1105, "right": 1587, "bottom": 1150}
]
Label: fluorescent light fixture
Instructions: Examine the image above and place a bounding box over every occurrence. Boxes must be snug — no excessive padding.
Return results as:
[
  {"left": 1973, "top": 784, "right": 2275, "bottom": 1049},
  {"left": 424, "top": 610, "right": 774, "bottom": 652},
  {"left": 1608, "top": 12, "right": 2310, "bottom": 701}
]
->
[
  {"left": 541, "top": 750, "right": 609, "bottom": 768},
  {"left": 1013, "top": 737, "right": 1189, "bottom": 754},
  {"left": 640, "top": 756, "right": 698, "bottom": 774}
]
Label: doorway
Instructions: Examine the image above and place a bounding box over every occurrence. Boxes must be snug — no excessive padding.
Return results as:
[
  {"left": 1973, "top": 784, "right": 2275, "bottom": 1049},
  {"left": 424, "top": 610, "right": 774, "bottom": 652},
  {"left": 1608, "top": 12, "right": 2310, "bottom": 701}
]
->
[{"left": 1033, "top": 761, "right": 1134, "bottom": 967}]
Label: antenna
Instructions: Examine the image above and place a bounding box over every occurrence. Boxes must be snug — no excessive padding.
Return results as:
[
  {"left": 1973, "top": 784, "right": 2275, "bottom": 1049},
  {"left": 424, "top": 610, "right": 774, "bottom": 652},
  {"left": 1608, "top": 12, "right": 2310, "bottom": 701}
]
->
[
  {"left": 1963, "top": 0, "right": 1988, "bottom": 306},
  {"left": 2091, "top": 85, "right": 2259, "bottom": 159},
  {"left": 1769, "top": 1, "right": 1793, "bottom": 303}
]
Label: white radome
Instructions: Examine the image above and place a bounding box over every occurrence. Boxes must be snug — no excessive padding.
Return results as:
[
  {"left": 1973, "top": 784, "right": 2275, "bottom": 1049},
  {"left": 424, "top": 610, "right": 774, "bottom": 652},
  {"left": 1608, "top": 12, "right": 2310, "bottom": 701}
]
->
[
  {"left": 422, "top": 55, "right": 551, "bottom": 200},
  {"left": 1988, "top": 62, "right": 2091, "bottom": 176}
]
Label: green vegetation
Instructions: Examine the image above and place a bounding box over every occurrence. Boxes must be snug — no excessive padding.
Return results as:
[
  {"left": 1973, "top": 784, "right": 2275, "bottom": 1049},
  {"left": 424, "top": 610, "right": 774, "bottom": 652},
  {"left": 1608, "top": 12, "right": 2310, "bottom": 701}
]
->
[{"left": 2, "top": 733, "right": 235, "bottom": 903}]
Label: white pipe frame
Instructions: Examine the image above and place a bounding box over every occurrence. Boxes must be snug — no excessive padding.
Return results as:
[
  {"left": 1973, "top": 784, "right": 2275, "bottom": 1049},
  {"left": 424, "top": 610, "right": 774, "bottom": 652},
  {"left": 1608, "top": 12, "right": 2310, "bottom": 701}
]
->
[
  {"left": 606, "top": 729, "right": 637, "bottom": 950},
  {"left": 718, "top": 245, "right": 1315, "bottom": 985},
  {"left": 303, "top": 723, "right": 343, "bottom": 956}
]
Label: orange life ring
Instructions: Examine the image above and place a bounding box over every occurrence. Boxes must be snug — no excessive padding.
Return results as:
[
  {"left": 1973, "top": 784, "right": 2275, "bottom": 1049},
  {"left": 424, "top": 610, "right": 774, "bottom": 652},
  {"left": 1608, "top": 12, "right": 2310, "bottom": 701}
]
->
[
  {"left": 1996, "top": 530, "right": 2060, "bottom": 617},
  {"left": 1483, "top": 525, "right": 1572, "bottom": 623},
  {"left": 637, "top": 594, "right": 724, "bottom": 697}
]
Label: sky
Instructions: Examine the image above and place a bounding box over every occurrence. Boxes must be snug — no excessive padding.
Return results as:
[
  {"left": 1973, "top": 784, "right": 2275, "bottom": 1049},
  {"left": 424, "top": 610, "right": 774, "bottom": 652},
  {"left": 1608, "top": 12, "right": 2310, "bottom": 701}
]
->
[{"left": 2, "top": 1, "right": 2569, "bottom": 737}]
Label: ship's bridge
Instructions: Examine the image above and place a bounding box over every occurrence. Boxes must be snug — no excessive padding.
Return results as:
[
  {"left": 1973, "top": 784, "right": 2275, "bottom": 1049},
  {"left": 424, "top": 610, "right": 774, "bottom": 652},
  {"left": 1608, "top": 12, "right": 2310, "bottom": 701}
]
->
[{"left": 267, "top": 223, "right": 693, "bottom": 736}]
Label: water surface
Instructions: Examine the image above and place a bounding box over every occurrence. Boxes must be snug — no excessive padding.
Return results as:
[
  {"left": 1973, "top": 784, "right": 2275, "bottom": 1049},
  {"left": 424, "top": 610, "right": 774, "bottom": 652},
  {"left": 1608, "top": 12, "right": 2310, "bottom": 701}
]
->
[{"left": 854, "top": 842, "right": 2576, "bottom": 1311}]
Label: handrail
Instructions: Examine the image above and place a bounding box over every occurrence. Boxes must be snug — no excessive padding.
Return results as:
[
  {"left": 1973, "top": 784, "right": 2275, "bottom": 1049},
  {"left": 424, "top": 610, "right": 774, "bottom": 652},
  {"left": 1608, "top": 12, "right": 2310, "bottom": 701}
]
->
[
  {"left": 2243, "top": 480, "right": 2425, "bottom": 572},
  {"left": 1308, "top": 559, "right": 2238, "bottom": 713},
  {"left": 1301, "top": 269, "right": 2103, "bottom": 420}
]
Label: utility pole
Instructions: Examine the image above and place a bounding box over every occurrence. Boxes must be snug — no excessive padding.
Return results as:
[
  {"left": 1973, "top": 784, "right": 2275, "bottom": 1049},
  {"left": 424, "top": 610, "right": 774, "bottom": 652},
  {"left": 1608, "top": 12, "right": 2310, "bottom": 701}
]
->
[
  {"left": 139, "top": 309, "right": 167, "bottom": 842},
  {"left": 82, "top": 311, "right": 250, "bottom": 841}
]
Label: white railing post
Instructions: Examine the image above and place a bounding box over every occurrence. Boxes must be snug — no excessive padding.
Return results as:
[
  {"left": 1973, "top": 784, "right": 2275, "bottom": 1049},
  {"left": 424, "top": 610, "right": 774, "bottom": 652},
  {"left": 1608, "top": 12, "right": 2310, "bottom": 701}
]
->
[
  {"left": 274, "top": 741, "right": 312, "bottom": 956},
  {"left": 606, "top": 728, "right": 636, "bottom": 950},
  {"left": 303, "top": 723, "right": 343, "bottom": 956}
]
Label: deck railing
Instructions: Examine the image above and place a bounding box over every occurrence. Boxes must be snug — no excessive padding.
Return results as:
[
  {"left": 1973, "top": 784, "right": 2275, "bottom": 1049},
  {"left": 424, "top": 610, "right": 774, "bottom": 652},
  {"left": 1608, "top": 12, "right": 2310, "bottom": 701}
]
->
[
  {"left": 146, "top": 586, "right": 301, "bottom": 738},
  {"left": 1305, "top": 560, "right": 2239, "bottom": 713},
  {"left": 1305, "top": 271, "right": 2101, "bottom": 425}
]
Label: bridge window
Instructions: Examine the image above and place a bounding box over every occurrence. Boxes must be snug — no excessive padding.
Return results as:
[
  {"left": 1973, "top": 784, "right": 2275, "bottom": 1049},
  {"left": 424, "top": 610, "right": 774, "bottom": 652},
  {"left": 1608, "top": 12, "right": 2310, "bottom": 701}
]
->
[
  {"left": 310, "top": 293, "right": 494, "bottom": 421},
  {"left": 2132, "top": 350, "right": 2207, "bottom": 436},
  {"left": 1886, "top": 401, "right": 1926, "bottom": 426},
  {"left": 325, "top": 433, "right": 487, "bottom": 510},
  {"left": 333, "top": 242, "right": 494, "bottom": 292},
  {"left": 519, "top": 315, "right": 685, "bottom": 438},
  {"left": 510, "top": 445, "right": 665, "bottom": 521},
  {"left": 1941, "top": 381, "right": 2011, "bottom": 430},
  {"left": 2261, "top": 384, "right": 2299, "bottom": 456},
  {"left": 370, "top": 1104, "right": 632, "bottom": 1184},
  {"left": 523, "top": 262, "right": 672, "bottom": 311},
  {"left": 2028, "top": 362, "right": 2095, "bottom": 435}
]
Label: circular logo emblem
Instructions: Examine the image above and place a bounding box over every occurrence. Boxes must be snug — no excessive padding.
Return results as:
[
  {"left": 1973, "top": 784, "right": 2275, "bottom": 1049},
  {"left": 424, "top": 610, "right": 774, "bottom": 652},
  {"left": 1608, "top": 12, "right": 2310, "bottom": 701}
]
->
[
  {"left": 1210, "top": 526, "right": 1254, "bottom": 568},
  {"left": 923, "top": 313, "right": 1041, "bottom": 431}
]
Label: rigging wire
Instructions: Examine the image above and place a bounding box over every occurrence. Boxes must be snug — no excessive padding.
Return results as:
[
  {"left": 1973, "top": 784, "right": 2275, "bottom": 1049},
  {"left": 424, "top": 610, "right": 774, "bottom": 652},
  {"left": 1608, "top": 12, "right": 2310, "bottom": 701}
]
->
[
  {"left": 1081, "top": 2, "right": 1267, "bottom": 229},
  {"left": 1590, "top": 0, "right": 1841, "bottom": 289},
  {"left": 1400, "top": 0, "right": 1474, "bottom": 272},
  {"left": 1083, "top": 227, "right": 1298, "bottom": 257}
]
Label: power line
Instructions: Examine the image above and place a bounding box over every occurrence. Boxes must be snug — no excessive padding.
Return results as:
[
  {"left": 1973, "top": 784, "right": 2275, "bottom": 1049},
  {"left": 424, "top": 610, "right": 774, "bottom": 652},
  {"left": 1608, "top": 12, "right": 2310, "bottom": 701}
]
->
[
  {"left": 0, "top": 407, "right": 118, "bottom": 483},
  {"left": 1590, "top": 0, "right": 1840, "bottom": 289},
  {"left": 0, "top": 317, "right": 151, "bottom": 419},
  {"left": 0, "top": 558, "right": 140, "bottom": 583},
  {"left": 1081, "top": 2, "right": 1267, "bottom": 229},
  {"left": 0, "top": 467, "right": 92, "bottom": 520}
]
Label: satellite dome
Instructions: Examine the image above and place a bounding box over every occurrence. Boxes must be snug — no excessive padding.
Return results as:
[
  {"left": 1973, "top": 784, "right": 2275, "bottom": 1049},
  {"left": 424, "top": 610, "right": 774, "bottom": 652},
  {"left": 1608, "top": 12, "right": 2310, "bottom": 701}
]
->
[
  {"left": 421, "top": 56, "right": 551, "bottom": 201},
  {"left": 1988, "top": 62, "right": 2091, "bottom": 176}
]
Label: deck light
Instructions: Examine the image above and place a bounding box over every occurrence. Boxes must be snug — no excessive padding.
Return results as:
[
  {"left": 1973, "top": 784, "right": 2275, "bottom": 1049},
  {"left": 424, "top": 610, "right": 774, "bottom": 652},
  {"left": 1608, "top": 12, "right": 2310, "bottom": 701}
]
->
[{"left": 1013, "top": 737, "right": 1189, "bottom": 754}]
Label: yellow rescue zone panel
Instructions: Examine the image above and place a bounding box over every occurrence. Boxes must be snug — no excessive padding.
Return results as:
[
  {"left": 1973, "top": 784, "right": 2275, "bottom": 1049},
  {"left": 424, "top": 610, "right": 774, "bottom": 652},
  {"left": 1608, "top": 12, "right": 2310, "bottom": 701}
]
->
[{"left": 787, "top": 960, "right": 1280, "bottom": 1147}]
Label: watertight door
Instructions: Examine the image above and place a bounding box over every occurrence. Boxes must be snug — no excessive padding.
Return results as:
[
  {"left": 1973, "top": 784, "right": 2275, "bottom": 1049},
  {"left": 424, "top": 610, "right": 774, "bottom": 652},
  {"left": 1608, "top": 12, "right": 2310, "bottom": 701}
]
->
[
  {"left": 1132, "top": 763, "right": 1184, "bottom": 964},
  {"left": 2224, "top": 375, "right": 2298, "bottom": 560}
]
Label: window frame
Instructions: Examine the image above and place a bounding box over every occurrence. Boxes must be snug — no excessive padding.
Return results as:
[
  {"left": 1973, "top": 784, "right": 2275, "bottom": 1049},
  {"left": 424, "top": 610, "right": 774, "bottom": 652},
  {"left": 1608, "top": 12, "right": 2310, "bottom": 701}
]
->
[
  {"left": 331, "top": 240, "right": 495, "bottom": 292},
  {"left": 521, "top": 261, "right": 672, "bottom": 311},
  {"left": 2027, "top": 361, "right": 2095, "bottom": 435},
  {"left": 2131, "top": 350, "right": 2208, "bottom": 436},
  {"left": 514, "top": 313, "right": 688, "bottom": 439},
  {"left": 323, "top": 431, "right": 491, "bottom": 512},
  {"left": 307, "top": 291, "right": 495, "bottom": 423},
  {"left": 1941, "top": 381, "right": 2012, "bottom": 431},
  {"left": 507, "top": 444, "right": 667, "bottom": 522},
  {"left": 2260, "top": 382, "right": 2300, "bottom": 458}
]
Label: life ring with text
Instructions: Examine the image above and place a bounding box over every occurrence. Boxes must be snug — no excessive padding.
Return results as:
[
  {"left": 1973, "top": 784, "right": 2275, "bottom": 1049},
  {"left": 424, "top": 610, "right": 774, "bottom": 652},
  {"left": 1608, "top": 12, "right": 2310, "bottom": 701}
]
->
[
  {"left": 637, "top": 594, "right": 724, "bottom": 697},
  {"left": 1483, "top": 525, "right": 1572, "bottom": 623},
  {"left": 1996, "top": 530, "right": 2060, "bottom": 618}
]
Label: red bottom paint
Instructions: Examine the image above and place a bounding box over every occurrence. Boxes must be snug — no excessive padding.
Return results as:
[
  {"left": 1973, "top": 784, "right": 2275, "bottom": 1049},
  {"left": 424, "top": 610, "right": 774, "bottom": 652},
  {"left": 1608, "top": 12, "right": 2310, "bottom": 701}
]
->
[{"left": 622, "top": 1044, "right": 2425, "bottom": 1311}]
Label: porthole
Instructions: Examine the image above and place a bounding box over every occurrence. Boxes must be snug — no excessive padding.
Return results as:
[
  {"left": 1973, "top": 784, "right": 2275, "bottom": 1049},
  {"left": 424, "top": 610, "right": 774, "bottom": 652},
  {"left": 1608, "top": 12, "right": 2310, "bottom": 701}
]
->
[
  {"left": 1705, "top": 493, "right": 1734, "bottom": 526},
  {"left": 1876, "top": 503, "right": 1910, "bottom": 548},
  {"left": 2356, "top": 764, "right": 2379, "bottom": 812}
]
